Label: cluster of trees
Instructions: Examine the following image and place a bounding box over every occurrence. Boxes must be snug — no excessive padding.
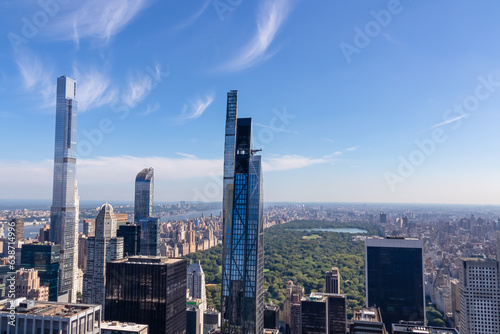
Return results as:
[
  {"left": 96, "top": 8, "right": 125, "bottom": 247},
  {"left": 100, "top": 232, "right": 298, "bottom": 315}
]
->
[{"left": 186, "top": 220, "right": 377, "bottom": 317}]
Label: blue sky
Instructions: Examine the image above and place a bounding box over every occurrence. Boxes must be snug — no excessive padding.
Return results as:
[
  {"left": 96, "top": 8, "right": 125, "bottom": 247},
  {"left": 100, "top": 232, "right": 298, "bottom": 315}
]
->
[{"left": 1, "top": 0, "right": 500, "bottom": 204}]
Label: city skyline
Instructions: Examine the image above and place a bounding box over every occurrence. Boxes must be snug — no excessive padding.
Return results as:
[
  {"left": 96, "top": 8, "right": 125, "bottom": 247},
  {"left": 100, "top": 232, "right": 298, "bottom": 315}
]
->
[{"left": 2, "top": 2, "right": 500, "bottom": 205}]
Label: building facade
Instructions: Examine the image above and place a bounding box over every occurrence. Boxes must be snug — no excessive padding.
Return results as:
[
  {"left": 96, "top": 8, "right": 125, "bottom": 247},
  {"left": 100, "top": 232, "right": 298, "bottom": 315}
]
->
[
  {"left": 20, "top": 242, "right": 60, "bottom": 301},
  {"left": 49, "top": 75, "right": 79, "bottom": 301},
  {"left": 365, "top": 237, "right": 425, "bottom": 330},
  {"left": 187, "top": 261, "right": 207, "bottom": 302},
  {"left": 325, "top": 267, "right": 340, "bottom": 294},
  {"left": 283, "top": 281, "right": 304, "bottom": 334},
  {"left": 0, "top": 298, "right": 101, "bottom": 334},
  {"left": 459, "top": 256, "right": 500, "bottom": 334},
  {"left": 134, "top": 168, "right": 154, "bottom": 223},
  {"left": 15, "top": 268, "right": 49, "bottom": 301},
  {"left": 220, "top": 90, "right": 264, "bottom": 333},
  {"left": 105, "top": 257, "right": 186, "bottom": 334},
  {"left": 139, "top": 217, "right": 160, "bottom": 256},
  {"left": 11, "top": 218, "right": 24, "bottom": 242},
  {"left": 117, "top": 223, "right": 141, "bottom": 256},
  {"left": 83, "top": 204, "right": 124, "bottom": 312}
]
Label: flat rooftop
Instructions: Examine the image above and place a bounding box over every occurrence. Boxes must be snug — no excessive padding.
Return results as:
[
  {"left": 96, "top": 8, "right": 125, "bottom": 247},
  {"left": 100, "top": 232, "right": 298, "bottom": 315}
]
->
[
  {"left": 109, "top": 256, "right": 184, "bottom": 265},
  {"left": 101, "top": 322, "right": 148, "bottom": 332},
  {"left": 0, "top": 300, "right": 98, "bottom": 317},
  {"left": 352, "top": 308, "right": 382, "bottom": 322},
  {"left": 392, "top": 324, "right": 459, "bottom": 334}
]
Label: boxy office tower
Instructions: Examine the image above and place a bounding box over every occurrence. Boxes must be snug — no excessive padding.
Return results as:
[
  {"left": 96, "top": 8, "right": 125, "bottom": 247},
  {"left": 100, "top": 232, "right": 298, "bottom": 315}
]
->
[
  {"left": 365, "top": 237, "right": 425, "bottom": 331},
  {"left": 221, "top": 90, "right": 264, "bottom": 333}
]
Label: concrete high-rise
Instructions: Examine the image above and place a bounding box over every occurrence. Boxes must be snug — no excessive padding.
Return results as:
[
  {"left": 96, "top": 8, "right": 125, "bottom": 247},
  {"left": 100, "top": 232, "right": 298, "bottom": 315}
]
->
[
  {"left": 325, "top": 267, "right": 340, "bottom": 294},
  {"left": 459, "top": 255, "right": 500, "bottom": 334},
  {"left": 283, "top": 281, "right": 304, "bottom": 334},
  {"left": 365, "top": 237, "right": 425, "bottom": 330},
  {"left": 49, "top": 76, "right": 79, "bottom": 301},
  {"left": 83, "top": 204, "right": 124, "bottom": 311},
  {"left": 105, "top": 257, "right": 186, "bottom": 334},
  {"left": 134, "top": 168, "right": 154, "bottom": 223},
  {"left": 11, "top": 218, "right": 24, "bottom": 242},
  {"left": 187, "top": 261, "right": 207, "bottom": 302},
  {"left": 220, "top": 91, "right": 264, "bottom": 333}
]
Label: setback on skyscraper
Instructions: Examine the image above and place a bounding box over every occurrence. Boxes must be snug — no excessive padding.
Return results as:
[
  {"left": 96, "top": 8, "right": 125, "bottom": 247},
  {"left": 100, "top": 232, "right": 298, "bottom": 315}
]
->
[{"left": 220, "top": 90, "right": 265, "bottom": 333}]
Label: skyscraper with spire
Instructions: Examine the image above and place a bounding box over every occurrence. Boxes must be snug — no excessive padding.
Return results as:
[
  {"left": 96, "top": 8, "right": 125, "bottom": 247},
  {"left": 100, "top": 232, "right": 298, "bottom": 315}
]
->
[
  {"left": 49, "top": 75, "right": 79, "bottom": 301},
  {"left": 221, "top": 90, "right": 264, "bottom": 333}
]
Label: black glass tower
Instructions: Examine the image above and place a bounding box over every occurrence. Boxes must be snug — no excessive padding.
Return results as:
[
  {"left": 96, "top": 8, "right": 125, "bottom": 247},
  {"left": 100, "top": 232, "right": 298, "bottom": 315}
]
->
[
  {"left": 221, "top": 90, "right": 264, "bottom": 333},
  {"left": 20, "top": 243, "right": 60, "bottom": 301},
  {"left": 117, "top": 223, "right": 141, "bottom": 256},
  {"left": 365, "top": 237, "right": 425, "bottom": 330},
  {"left": 105, "top": 257, "right": 186, "bottom": 334}
]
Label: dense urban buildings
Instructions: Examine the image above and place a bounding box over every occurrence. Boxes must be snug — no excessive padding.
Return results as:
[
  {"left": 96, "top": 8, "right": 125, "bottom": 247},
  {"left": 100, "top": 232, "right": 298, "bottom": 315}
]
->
[
  {"left": 49, "top": 75, "right": 79, "bottom": 302},
  {"left": 0, "top": 298, "right": 102, "bottom": 334},
  {"left": 105, "top": 256, "right": 186, "bottom": 334},
  {"left": 220, "top": 90, "right": 265, "bottom": 333},
  {"left": 459, "top": 255, "right": 500, "bottom": 334},
  {"left": 83, "top": 204, "right": 124, "bottom": 311},
  {"left": 14, "top": 268, "right": 49, "bottom": 301},
  {"left": 365, "top": 237, "right": 425, "bottom": 330},
  {"left": 134, "top": 168, "right": 154, "bottom": 223}
]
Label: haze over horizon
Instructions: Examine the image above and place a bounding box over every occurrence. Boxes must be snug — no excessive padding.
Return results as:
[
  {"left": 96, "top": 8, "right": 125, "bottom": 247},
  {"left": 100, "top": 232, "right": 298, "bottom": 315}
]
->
[{"left": 2, "top": 1, "right": 500, "bottom": 204}]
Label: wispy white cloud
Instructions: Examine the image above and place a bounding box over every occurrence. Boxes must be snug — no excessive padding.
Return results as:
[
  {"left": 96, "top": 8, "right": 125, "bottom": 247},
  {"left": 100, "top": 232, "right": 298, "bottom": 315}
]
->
[
  {"left": 180, "top": 94, "right": 214, "bottom": 119},
  {"left": 48, "top": 0, "right": 150, "bottom": 45},
  {"left": 72, "top": 66, "right": 118, "bottom": 112},
  {"left": 254, "top": 122, "right": 297, "bottom": 134},
  {"left": 430, "top": 114, "right": 467, "bottom": 129},
  {"left": 262, "top": 154, "right": 325, "bottom": 172},
  {"left": 139, "top": 103, "right": 160, "bottom": 116},
  {"left": 323, "top": 138, "right": 335, "bottom": 143},
  {"left": 176, "top": 152, "right": 197, "bottom": 159},
  {"left": 323, "top": 151, "right": 343, "bottom": 159},
  {"left": 15, "top": 50, "right": 55, "bottom": 107},
  {"left": 173, "top": 0, "right": 210, "bottom": 30},
  {"left": 345, "top": 146, "right": 358, "bottom": 152},
  {"left": 219, "top": 0, "right": 293, "bottom": 72}
]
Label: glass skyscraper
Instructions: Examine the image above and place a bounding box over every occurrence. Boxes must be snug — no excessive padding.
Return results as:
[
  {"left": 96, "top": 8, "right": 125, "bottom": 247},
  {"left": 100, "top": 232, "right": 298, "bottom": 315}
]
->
[
  {"left": 138, "top": 217, "right": 160, "bottom": 256},
  {"left": 365, "top": 237, "right": 425, "bottom": 330},
  {"left": 134, "top": 167, "right": 154, "bottom": 223},
  {"left": 49, "top": 76, "right": 79, "bottom": 300},
  {"left": 221, "top": 91, "right": 264, "bottom": 333},
  {"left": 20, "top": 243, "right": 60, "bottom": 301}
]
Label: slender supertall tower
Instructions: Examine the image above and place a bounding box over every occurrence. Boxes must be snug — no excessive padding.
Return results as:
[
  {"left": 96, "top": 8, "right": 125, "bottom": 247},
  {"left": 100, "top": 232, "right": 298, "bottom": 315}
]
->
[
  {"left": 134, "top": 167, "right": 154, "bottom": 223},
  {"left": 49, "top": 75, "right": 79, "bottom": 301},
  {"left": 221, "top": 91, "right": 264, "bottom": 333}
]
